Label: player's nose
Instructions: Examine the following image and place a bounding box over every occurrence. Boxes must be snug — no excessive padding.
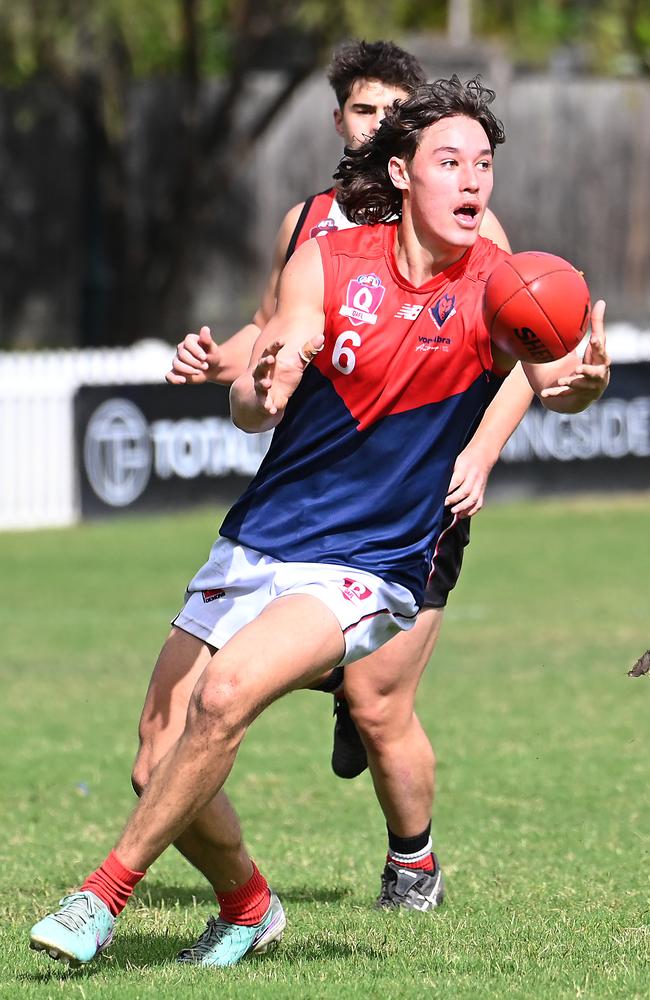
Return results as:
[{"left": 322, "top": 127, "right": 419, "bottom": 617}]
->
[{"left": 459, "top": 166, "right": 479, "bottom": 192}]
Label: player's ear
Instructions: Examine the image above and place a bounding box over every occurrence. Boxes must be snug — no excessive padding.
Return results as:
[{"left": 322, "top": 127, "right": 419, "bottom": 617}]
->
[
  {"left": 388, "top": 156, "right": 409, "bottom": 191},
  {"left": 333, "top": 107, "right": 345, "bottom": 138}
]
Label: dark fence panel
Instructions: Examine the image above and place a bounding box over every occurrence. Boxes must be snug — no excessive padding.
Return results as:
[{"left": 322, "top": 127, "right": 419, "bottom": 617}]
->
[
  {"left": 489, "top": 362, "right": 650, "bottom": 498},
  {"left": 74, "top": 384, "right": 270, "bottom": 518},
  {"left": 74, "top": 364, "right": 649, "bottom": 523}
]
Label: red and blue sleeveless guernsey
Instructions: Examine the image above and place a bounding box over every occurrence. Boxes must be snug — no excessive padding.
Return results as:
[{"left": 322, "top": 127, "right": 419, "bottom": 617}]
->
[{"left": 220, "top": 224, "right": 508, "bottom": 607}]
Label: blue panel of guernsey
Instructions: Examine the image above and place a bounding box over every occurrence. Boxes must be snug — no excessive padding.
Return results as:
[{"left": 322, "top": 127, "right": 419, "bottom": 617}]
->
[{"left": 220, "top": 364, "right": 496, "bottom": 607}]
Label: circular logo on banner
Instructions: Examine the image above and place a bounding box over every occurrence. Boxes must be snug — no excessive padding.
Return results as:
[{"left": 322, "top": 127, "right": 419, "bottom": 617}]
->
[{"left": 84, "top": 399, "right": 153, "bottom": 506}]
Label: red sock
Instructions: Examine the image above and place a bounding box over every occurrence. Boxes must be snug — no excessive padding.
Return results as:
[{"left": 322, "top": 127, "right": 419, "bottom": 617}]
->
[
  {"left": 81, "top": 850, "right": 146, "bottom": 917},
  {"left": 216, "top": 862, "right": 271, "bottom": 926}
]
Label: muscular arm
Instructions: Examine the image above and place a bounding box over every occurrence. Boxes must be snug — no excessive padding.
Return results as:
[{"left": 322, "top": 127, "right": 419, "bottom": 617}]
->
[
  {"left": 446, "top": 365, "right": 533, "bottom": 516},
  {"left": 253, "top": 202, "right": 305, "bottom": 331},
  {"left": 445, "top": 305, "right": 609, "bottom": 515},
  {"left": 230, "top": 239, "right": 325, "bottom": 433}
]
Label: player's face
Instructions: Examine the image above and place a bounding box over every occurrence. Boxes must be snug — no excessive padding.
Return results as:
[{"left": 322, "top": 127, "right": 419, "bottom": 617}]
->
[
  {"left": 334, "top": 79, "right": 409, "bottom": 149},
  {"left": 390, "top": 115, "right": 494, "bottom": 252}
]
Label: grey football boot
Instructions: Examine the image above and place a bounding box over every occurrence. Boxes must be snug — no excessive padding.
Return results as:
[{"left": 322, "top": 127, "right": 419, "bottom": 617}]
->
[{"left": 376, "top": 857, "right": 445, "bottom": 911}]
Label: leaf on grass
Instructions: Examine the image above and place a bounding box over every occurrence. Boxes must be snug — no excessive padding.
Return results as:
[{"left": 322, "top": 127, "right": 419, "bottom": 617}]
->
[{"left": 627, "top": 650, "right": 650, "bottom": 678}]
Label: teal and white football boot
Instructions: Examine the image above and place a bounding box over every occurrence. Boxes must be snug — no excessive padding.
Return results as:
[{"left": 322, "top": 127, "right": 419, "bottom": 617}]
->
[
  {"left": 177, "top": 891, "right": 286, "bottom": 967},
  {"left": 30, "top": 891, "right": 115, "bottom": 966}
]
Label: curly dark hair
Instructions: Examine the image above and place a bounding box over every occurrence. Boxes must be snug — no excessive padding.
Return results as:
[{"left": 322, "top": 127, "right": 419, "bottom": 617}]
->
[
  {"left": 327, "top": 39, "right": 426, "bottom": 108},
  {"left": 334, "top": 75, "right": 506, "bottom": 225}
]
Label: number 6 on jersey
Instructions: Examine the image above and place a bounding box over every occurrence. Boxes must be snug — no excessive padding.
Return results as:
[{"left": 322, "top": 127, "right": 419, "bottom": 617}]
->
[{"left": 332, "top": 331, "right": 361, "bottom": 374}]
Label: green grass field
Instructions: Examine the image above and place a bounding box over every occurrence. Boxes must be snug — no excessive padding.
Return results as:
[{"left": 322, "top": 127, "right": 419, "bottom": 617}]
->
[{"left": 1, "top": 496, "right": 649, "bottom": 999}]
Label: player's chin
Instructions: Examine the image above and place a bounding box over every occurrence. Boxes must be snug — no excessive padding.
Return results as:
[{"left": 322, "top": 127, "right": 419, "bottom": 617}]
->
[{"left": 449, "top": 225, "right": 480, "bottom": 248}]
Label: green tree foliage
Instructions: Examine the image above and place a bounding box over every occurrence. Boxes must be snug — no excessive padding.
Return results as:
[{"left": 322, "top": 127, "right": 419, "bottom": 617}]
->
[
  {"left": 0, "top": 1, "right": 355, "bottom": 345},
  {"left": 476, "top": 0, "right": 650, "bottom": 74},
  {"left": 0, "top": 0, "right": 647, "bottom": 347},
  {"left": 1, "top": 1, "right": 647, "bottom": 90}
]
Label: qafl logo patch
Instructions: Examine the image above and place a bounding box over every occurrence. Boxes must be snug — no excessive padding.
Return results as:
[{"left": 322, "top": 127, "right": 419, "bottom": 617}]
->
[
  {"left": 429, "top": 293, "right": 456, "bottom": 330},
  {"left": 339, "top": 273, "right": 385, "bottom": 327},
  {"left": 309, "top": 217, "right": 338, "bottom": 238},
  {"left": 340, "top": 577, "right": 373, "bottom": 603}
]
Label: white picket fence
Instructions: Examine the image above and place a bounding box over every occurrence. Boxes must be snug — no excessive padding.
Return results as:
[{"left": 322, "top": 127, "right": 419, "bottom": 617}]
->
[
  {"left": 0, "top": 341, "right": 173, "bottom": 530},
  {"left": 1, "top": 327, "right": 649, "bottom": 531}
]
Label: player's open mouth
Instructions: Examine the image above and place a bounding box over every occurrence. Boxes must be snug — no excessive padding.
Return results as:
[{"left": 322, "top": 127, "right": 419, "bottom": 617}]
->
[{"left": 453, "top": 204, "right": 479, "bottom": 226}]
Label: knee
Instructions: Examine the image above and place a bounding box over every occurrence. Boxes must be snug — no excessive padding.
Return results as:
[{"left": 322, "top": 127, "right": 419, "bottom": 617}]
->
[
  {"left": 348, "top": 695, "right": 434, "bottom": 762},
  {"left": 348, "top": 697, "right": 397, "bottom": 752},
  {"left": 187, "top": 674, "right": 250, "bottom": 752}
]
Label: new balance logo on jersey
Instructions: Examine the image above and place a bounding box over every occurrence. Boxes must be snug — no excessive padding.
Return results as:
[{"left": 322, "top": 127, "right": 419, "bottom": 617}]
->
[
  {"left": 394, "top": 303, "right": 424, "bottom": 320},
  {"left": 339, "top": 273, "right": 385, "bottom": 327},
  {"left": 429, "top": 293, "right": 456, "bottom": 329},
  {"left": 340, "top": 577, "right": 373, "bottom": 602}
]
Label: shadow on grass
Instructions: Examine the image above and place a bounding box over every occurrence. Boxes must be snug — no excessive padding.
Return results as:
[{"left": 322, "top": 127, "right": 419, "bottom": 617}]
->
[
  {"left": 22, "top": 926, "right": 387, "bottom": 979},
  {"left": 22, "top": 926, "right": 384, "bottom": 980},
  {"left": 20, "top": 885, "right": 358, "bottom": 981},
  {"left": 21, "top": 931, "right": 192, "bottom": 981},
  {"left": 132, "top": 881, "right": 352, "bottom": 908},
  {"left": 271, "top": 883, "right": 352, "bottom": 904}
]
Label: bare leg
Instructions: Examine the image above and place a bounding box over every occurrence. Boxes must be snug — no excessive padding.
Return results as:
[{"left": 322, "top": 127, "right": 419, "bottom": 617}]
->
[
  {"left": 343, "top": 608, "right": 443, "bottom": 837},
  {"left": 116, "top": 594, "right": 345, "bottom": 872},
  {"left": 132, "top": 627, "right": 252, "bottom": 890}
]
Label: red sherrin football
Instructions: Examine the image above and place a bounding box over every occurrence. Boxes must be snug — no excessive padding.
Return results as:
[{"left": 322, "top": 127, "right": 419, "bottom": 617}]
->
[{"left": 484, "top": 251, "right": 591, "bottom": 363}]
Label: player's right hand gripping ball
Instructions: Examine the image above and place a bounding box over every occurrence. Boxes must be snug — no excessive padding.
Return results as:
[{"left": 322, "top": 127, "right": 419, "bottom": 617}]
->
[{"left": 484, "top": 252, "right": 591, "bottom": 363}]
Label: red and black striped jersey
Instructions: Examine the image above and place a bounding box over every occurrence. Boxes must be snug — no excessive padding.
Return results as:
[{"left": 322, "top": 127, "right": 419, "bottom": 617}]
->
[{"left": 285, "top": 188, "right": 357, "bottom": 263}]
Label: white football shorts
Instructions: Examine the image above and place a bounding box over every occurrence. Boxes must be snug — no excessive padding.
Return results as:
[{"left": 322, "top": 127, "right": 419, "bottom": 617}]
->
[{"left": 172, "top": 536, "right": 418, "bottom": 666}]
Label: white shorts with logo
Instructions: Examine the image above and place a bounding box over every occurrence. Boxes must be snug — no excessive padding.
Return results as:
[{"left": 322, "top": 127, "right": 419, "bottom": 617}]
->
[{"left": 172, "top": 537, "right": 419, "bottom": 666}]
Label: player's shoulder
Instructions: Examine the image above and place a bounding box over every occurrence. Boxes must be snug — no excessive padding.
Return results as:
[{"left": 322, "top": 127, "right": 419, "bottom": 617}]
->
[
  {"left": 282, "top": 188, "right": 338, "bottom": 259},
  {"left": 467, "top": 236, "right": 510, "bottom": 282},
  {"left": 285, "top": 187, "right": 336, "bottom": 226},
  {"left": 279, "top": 201, "right": 308, "bottom": 237}
]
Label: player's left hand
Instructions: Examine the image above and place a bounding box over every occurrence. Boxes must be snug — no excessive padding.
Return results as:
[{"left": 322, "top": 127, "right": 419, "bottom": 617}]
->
[
  {"left": 166, "top": 326, "right": 222, "bottom": 385},
  {"left": 445, "top": 443, "right": 497, "bottom": 517},
  {"left": 252, "top": 335, "right": 324, "bottom": 417},
  {"left": 540, "top": 299, "right": 610, "bottom": 406}
]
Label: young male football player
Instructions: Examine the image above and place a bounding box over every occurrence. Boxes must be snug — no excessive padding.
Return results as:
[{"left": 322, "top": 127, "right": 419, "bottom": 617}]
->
[
  {"left": 31, "top": 74, "right": 610, "bottom": 969},
  {"left": 159, "top": 40, "right": 529, "bottom": 914}
]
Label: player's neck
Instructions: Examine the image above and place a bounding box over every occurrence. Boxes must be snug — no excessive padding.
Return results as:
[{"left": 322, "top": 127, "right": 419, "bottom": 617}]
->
[{"left": 394, "top": 218, "right": 469, "bottom": 286}]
